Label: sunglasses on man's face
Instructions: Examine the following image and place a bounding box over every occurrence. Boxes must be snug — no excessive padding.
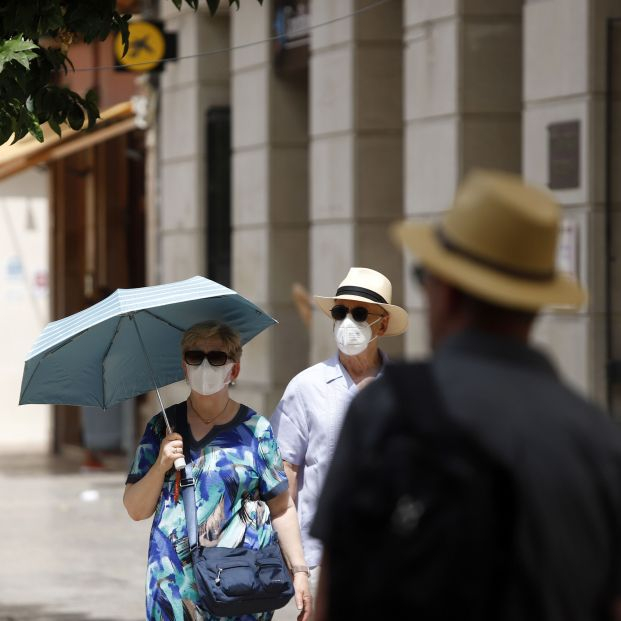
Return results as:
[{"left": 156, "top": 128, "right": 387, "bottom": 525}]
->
[
  {"left": 330, "top": 304, "right": 383, "bottom": 323},
  {"left": 184, "top": 350, "right": 230, "bottom": 367}
]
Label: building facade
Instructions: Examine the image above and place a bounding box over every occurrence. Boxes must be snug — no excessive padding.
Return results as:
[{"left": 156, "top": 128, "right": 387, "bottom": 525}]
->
[
  {"left": 0, "top": 169, "right": 50, "bottom": 452},
  {"left": 154, "top": 0, "right": 621, "bottom": 420},
  {"left": 0, "top": 40, "right": 146, "bottom": 454}
]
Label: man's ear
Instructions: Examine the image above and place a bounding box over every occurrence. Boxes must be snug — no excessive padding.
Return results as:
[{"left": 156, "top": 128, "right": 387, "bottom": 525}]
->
[{"left": 377, "top": 315, "right": 389, "bottom": 336}]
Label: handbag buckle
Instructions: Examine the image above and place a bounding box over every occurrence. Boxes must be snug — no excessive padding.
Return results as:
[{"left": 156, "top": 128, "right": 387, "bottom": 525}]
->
[{"left": 180, "top": 476, "right": 194, "bottom": 488}]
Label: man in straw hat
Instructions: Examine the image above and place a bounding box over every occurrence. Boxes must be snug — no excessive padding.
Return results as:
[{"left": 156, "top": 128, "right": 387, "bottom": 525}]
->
[
  {"left": 271, "top": 267, "right": 408, "bottom": 603},
  {"left": 311, "top": 170, "right": 621, "bottom": 621}
]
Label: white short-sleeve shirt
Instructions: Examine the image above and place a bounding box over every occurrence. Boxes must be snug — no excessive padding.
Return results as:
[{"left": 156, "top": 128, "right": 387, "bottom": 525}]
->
[{"left": 270, "top": 352, "right": 387, "bottom": 567}]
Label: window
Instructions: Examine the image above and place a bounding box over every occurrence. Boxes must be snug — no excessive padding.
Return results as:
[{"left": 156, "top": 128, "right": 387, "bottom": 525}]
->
[{"left": 206, "top": 107, "right": 231, "bottom": 287}]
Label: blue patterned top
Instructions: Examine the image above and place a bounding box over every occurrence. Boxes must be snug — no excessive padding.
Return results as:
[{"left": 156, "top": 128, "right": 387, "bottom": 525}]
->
[{"left": 127, "top": 402, "right": 289, "bottom": 621}]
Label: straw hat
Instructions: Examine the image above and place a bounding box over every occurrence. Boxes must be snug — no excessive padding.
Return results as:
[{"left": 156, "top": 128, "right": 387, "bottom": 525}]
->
[
  {"left": 393, "top": 170, "right": 586, "bottom": 310},
  {"left": 314, "top": 267, "right": 409, "bottom": 336}
]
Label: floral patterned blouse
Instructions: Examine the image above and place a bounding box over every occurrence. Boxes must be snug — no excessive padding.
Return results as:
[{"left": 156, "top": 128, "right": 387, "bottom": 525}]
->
[{"left": 126, "top": 402, "right": 289, "bottom": 621}]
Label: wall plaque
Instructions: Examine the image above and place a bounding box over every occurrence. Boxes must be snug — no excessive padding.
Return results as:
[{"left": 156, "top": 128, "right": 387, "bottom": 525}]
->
[{"left": 548, "top": 120, "right": 580, "bottom": 190}]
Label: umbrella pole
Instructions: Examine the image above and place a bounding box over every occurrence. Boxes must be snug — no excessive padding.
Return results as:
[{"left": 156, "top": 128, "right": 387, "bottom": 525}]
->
[{"left": 130, "top": 314, "right": 186, "bottom": 470}]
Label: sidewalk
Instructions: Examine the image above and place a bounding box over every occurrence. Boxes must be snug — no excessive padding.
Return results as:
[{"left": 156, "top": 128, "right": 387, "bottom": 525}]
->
[
  {"left": 0, "top": 454, "right": 300, "bottom": 621},
  {"left": 0, "top": 453, "right": 149, "bottom": 621}
]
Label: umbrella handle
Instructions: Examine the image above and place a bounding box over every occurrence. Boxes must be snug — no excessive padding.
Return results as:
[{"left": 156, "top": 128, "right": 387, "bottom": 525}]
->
[{"left": 174, "top": 456, "right": 187, "bottom": 470}]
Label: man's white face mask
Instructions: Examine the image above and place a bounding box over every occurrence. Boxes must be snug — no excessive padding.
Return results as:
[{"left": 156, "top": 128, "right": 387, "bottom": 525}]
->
[
  {"left": 186, "top": 360, "right": 234, "bottom": 396},
  {"left": 333, "top": 316, "right": 381, "bottom": 357}
]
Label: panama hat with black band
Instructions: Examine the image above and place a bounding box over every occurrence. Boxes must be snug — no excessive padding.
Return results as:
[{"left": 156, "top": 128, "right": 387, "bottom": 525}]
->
[
  {"left": 392, "top": 169, "right": 586, "bottom": 311},
  {"left": 314, "top": 267, "right": 409, "bottom": 337}
]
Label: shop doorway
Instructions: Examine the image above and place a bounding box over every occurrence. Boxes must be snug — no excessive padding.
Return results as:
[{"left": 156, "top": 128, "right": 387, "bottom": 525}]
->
[{"left": 49, "top": 129, "right": 146, "bottom": 455}]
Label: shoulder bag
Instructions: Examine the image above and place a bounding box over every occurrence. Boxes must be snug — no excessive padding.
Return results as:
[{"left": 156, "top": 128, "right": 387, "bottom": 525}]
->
[{"left": 179, "top": 467, "right": 295, "bottom": 616}]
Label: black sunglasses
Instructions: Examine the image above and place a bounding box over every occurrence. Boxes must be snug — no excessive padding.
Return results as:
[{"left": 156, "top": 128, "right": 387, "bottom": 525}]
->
[
  {"left": 330, "top": 305, "right": 383, "bottom": 323},
  {"left": 184, "top": 350, "right": 230, "bottom": 367}
]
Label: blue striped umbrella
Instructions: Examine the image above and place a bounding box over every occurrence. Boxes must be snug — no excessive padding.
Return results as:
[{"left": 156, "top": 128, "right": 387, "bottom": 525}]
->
[{"left": 19, "top": 276, "right": 276, "bottom": 430}]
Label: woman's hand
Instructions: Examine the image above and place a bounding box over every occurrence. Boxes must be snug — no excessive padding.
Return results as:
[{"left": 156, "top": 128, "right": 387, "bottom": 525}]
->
[
  {"left": 293, "top": 572, "right": 312, "bottom": 621},
  {"left": 158, "top": 432, "right": 183, "bottom": 471},
  {"left": 267, "top": 491, "right": 312, "bottom": 619},
  {"left": 124, "top": 432, "right": 183, "bottom": 521}
]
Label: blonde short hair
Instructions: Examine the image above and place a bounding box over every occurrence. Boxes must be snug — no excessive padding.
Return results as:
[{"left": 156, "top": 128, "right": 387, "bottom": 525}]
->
[{"left": 180, "top": 321, "right": 242, "bottom": 362}]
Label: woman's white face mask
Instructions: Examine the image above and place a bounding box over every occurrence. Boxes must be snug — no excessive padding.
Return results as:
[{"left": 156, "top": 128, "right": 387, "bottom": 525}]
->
[
  {"left": 333, "top": 316, "right": 381, "bottom": 357},
  {"left": 186, "top": 360, "right": 234, "bottom": 396}
]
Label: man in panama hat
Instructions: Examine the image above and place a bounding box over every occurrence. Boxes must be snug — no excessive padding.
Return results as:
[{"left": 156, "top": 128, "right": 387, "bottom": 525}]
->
[
  {"left": 311, "top": 170, "right": 621, "bottom": 621},
  {"left": 271, "top": 267, "right": 408, "bottom": 607}
]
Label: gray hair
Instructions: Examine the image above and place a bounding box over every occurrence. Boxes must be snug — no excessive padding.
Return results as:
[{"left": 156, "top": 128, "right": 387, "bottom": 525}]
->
[{"left": 180, "top": 321, "right": 242, "bottom": 362}]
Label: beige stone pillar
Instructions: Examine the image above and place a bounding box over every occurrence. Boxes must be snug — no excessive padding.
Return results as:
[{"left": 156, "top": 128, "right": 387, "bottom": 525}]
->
[
  {"left": 523, "top": 0, "right": 621, "bottom": 405},
  {"left": 152, "top": 6, "right": 233, "bottom": 410},
  {"left": 231, "top": 1, "right": 309, "bottom": 415},
  {"left": 403, "top": 0, "right": 522, "bottom": 356},
  {"left": 158, "top": 5, "right": 230, "bottom": 283},
  {"left": 309, "top": 0, "right": 404, "bottom": 363}
]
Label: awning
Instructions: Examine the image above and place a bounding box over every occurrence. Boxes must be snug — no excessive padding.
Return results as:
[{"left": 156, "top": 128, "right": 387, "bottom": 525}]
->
[{"left": 0, "top": 101, "right": 138, "bottom": 181}]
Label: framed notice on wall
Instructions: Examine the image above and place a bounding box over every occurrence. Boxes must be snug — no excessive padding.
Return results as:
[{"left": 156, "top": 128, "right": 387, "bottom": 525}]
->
[{"left": 548, "top": 120, "right": 580, "bottom": 190}]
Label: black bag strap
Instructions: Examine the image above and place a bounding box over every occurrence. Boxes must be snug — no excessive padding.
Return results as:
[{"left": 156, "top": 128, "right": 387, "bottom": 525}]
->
[
  {"left": 173, "top": 401, "right": 252, "bottom": 551},
  {"left": 180, "top": 465, "right": 247, "bottom": 551},
  {"left": 180, "top": 466, "right": 199, "bottom": 550}
]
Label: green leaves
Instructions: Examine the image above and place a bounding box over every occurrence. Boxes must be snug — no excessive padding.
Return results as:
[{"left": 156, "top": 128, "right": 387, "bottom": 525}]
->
[
  {"left": 0, "top": 1, "right": 114, "bottom": 145},
  {"left": 0, "top": 0, "right": 263, "bottom": 145},
  {"left": 0, "top": 82, "right": 100, "bottom": 144},
  {"left": 0, "top": 36, "right": 38, "bottom": 74},
  {"left": 112, "top": 13, "right": 131, "bottom": 57},
  {"left": 0, "top": 97, "right": 43, "bottom": 143},
  {"left": 206, "top": 0, "right": 221, "bottom": 15}
]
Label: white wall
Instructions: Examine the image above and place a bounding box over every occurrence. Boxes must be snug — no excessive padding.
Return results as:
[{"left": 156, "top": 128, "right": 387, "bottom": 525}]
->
[{"left": 0, "top": 169, "right": 50, "bottom": 452}]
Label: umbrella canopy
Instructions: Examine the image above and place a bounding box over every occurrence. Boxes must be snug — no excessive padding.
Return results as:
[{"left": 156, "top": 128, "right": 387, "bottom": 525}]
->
[{"left": 19, "top": 276, "right": 276, "bottom": 409}]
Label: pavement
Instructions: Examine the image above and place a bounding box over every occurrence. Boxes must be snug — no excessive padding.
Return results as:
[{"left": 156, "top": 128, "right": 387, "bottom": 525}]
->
[
  {"left": 0, "top": 454, "right": 300, "bottom": 621},
  {"left": 0, "top": 453, "right": 149, "bottom": 621}
]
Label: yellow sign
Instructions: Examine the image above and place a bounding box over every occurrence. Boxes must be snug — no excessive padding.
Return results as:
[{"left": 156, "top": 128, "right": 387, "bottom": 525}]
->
[{"left": 114, "top": 21, "right": 166, "bottom": 72}]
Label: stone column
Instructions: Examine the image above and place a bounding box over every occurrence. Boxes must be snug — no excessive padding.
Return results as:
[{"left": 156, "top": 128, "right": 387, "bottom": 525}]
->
[
  {"left": 309, "top": 0, "right": 404, "bottom": 363},
  {"left": 158, "top": 4, "right": 230, "bottom": 283},
  {"left": 523, "top": 0, "right": 621, "bottom": 405},
  {"left": 403, "top": 0, "right": 522, "bottom": 355},
  {"left": 154, "top": 5, "right": 232, "bottom": 409},
  {"left": 231, "top": 1, "right": 309, "bottom": 415}
]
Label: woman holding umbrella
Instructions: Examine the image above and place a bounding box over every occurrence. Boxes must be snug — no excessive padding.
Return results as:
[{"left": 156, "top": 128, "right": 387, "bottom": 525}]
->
[{"left": 123, "top": 320, "right": 312, "bottom": 621}]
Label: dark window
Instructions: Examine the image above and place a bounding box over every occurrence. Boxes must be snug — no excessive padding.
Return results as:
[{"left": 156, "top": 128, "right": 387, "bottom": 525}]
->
[{"left": 206, "top": 107, "right": 231, "bottom": 287}]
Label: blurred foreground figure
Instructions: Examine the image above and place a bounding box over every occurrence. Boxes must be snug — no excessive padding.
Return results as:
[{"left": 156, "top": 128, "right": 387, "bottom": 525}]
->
[{"left": 311, "top": 170, "right": 621, "bottom": 621}]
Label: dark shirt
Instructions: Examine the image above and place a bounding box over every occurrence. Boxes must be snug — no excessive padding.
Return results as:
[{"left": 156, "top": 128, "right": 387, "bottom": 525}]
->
[{"left": 312, "top": 330, "right": 621, "bottom": 621}]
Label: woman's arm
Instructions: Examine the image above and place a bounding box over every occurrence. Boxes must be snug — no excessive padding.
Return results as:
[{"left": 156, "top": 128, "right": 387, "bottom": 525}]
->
[
  {"left": 123, "top": 432, "right": 183, "bottom": 521},
  {"left": 267, "top": 490, "right": 312, "bottom": 621},
  {"left": 283, "top": 460, "right": 300, "bottom": 506}
]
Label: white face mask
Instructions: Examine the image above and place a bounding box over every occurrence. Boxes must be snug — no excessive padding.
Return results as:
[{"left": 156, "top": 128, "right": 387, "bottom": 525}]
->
[
  {"left": 334, "top": 316, "right": 380, "bottom": 357},
  {"left": 186, "top": 361, "right": 234, "bottom": 396}
]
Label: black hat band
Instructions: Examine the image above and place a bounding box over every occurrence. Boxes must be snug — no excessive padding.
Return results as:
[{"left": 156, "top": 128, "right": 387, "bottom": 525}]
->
[
  {"left": 335, "top": 286, "right": 388, "bottom": 304},
  {"left": 436, "top": 227, "right": 555, "bottom": 282}
]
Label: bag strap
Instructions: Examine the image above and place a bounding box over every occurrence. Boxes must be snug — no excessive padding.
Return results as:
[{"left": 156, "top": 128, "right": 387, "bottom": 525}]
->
[
  {"left": 175, "top": 401, "right": 251, "bottom": 551},
  {"left": 180, "top": 466, "right": 199, "bottom": 550},
  {"left": 180, "top": 465, "right": 247, "bottom": 551}
]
